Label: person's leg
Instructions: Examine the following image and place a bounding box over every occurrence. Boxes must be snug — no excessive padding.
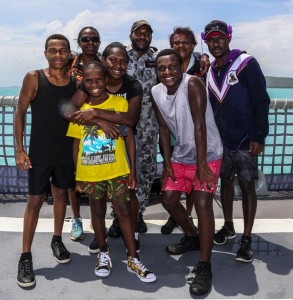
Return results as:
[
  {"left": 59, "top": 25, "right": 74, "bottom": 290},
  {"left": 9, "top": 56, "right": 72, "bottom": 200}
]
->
[
  {"left": 161, "top": 190, "right": 197, "bottom": 236},
  {"left": 136, "top": 120, "right": 158, "bottom": 232},
  {"left": 112, "top": 200, "right": 136, "bottom": 257},
  {"left": 68, "top": 188, "right": 81, "bottom": 218},
  {"left": 238, "top": 179, "right": 257, "bottom": 236},
  {"left": 68, "top": 188, "right": 84, "bottom": 241},
  {"left": 22, "top": 194, "right": 46, "bottom": 252},
  {"left": 186, "top": 194, "right": 193, "bottom": 217},
  {"left": 50, "top": 184, "right": 71, "bottom": 263},
  {"left": 192, "top": 191, "right": 214, "bottom": 262},
  {"left": 89, "top": 196, "right": 107, "bottom": 248},
  {"left": 189, "top": 191, "right": 214, "bottom": 297},
  {"left": 51, "top": 184, "right": 68, "bottom": 236},
  {"left": 90, "top": 194, "right": 112, "bottom": 277},
  {"left": 214, "top": 152, "right": 236, "bottom": 245}
]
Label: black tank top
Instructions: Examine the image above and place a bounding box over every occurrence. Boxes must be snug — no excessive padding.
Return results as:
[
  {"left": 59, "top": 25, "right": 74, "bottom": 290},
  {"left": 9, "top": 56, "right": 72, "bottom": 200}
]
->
[{"left": 29, "top": 69, "right": 76, "bottom": 165}]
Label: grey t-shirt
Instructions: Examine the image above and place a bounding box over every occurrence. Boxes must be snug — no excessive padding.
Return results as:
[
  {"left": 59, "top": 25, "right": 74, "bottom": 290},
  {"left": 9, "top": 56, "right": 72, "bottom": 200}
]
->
[{"left": 152, "top": 73, "right": 223, "bottom": 164}]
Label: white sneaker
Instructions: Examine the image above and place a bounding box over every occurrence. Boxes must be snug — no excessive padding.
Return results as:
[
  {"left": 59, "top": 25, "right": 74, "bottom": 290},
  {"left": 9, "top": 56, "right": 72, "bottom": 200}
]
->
[
  {"left": 127, "top": 256, "right": 156, "bottom": 283},
  {"left": 95, "top": 250, "right": 112, "bottom": 277}
]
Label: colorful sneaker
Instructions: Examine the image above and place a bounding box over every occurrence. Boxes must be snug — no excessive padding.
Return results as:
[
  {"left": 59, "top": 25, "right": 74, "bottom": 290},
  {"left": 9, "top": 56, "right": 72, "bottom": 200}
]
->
[
  {"left": 161, "top": 216, "right": 177, "bottom": 234},
  {"left": 214, "top": 224, "right": 236, "bottom": 245},
  {"left": 88, "top": 236, "right": 99, "bottom": 254},
  {"left": 188, "top": 261, "right": 212, "bottom": 297},
  {"left": 51, "top": 240, "right": 71, "bottom": 263},
  {"left": 127, "top": 256, "right": 156, "bottom": 283},
  {"left": 235, "top": 236, "right": 253, "bottom": 263},
  {"left": 108, "top": 218, "right": 122, "bottom": 238},
  {"left": 70, "top": 217, "right": 84, "bottom": 241},
  {"left": 17, "top": 259, "right": 36, "bottom": 288},
  {"left": 95, "top": 249, "right": 112, "bottom": 277},
  {"left": 138, "top": 213, "right": 148, "bottom": 233},
  {"left": 166, "top": 235, "right": 200, "bottom": 255}
]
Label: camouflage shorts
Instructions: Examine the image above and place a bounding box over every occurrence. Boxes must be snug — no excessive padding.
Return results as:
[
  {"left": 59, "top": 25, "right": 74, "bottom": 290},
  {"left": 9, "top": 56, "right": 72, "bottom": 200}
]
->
[
  {"left": 80, "top": 175, "right": 130, "bottom": 201},
  {"left": 220, "top": 150, "right": 259, "bottom": 181}
]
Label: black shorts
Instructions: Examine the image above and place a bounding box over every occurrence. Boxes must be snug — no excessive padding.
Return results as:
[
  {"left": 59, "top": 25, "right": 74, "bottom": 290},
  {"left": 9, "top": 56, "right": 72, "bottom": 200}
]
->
[
  {"left": 28, "top": 165, "right": 75, "bottom": 195},
  {"left": 220, "top": 150, "right": 258, "bottom": 181}
]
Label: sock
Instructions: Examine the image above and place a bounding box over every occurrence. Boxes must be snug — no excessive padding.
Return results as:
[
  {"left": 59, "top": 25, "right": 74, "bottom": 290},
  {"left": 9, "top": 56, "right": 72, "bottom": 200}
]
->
[
  {"left": 52, "top": 235, "right": 62, "bottom": 244},
  {"left": 134, "top": 232, "right": 139, "bottom": 240},
  {"left": 19, "top": 252, "right": 32, "bottom": 262}
]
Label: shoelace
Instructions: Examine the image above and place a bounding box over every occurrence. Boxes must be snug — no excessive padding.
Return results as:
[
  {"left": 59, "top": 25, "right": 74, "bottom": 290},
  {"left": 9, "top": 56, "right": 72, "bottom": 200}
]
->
[
  {"left": 133, "top": 258, "right": 148, "bottom": 272},
  {"left": 72, "top": 220, "right": 81, "bottom": 230},
  {"left": 99, "top": 252, "right": 112, "bottom": 267},
  {"left": 187, "top": 264, "right": 209, "bottom": 285},
  {"left": 20, "top": 260, "right": 32, "bottom": 276}
]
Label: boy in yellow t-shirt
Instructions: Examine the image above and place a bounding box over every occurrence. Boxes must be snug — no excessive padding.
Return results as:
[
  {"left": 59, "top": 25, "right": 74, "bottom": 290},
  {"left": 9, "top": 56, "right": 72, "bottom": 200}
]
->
[{"left": 66, "top": 61, "right": 156, "bottom": 283}]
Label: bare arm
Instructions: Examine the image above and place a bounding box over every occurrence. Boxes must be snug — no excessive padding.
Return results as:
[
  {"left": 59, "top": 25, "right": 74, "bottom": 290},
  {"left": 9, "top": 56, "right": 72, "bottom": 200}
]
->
[
  {"left": 124, "top": 127, "right": 137, "bottom": 189},
  {"left": 72, "top": 94, "right": 142, "bottom": 127},
  {"left": 63, "top": 88, "right": 89, "bottom": 121},
  {"left": 14, "top": 71, "right": 38, "bottom": 170},
  {"left": 152, "top": 100, "right": 176, "bottom": 187},
  {"left": 188, "top": 77, "right": 217, "bottom": 188}
]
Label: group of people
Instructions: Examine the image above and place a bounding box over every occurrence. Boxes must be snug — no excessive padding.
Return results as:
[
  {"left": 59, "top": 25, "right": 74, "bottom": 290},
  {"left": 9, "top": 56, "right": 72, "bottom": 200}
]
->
[{"left": 14, "top": 18, "right": 270, "bottom": 297}]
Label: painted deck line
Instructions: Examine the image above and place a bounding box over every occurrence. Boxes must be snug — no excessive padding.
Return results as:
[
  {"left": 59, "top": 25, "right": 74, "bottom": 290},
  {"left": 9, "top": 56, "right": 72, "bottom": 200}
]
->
[{"left": 1, "top": 217, "right": 293, "bottom": 233}]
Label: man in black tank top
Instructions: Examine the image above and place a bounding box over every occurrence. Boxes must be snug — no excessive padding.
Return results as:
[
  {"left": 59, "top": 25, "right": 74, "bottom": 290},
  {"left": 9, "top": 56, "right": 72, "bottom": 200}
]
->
[{"left": 14, "top": 34, "right": 77, "bottom": 288}]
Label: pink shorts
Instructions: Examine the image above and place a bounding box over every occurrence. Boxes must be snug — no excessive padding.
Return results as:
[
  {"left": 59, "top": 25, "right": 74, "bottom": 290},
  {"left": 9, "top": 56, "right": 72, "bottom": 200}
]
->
[{"left": 162, "top": 160, "right": 222, "bottom": 195}]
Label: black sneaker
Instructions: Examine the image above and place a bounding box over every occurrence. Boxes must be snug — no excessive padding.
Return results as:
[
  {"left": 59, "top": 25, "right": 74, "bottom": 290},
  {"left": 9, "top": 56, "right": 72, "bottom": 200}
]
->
[
  {"left": 51, "top": 241, "right": 71, "bottom": 263},
  {"left": 188, "top": 261, "right": 212, "bottom": 297},
  {"left": 17, "top": 259, "right": 36, "bottom": 288},
  {"left": 235, "top": 236, "right": 253, "bottom": 263},
  {"left": 166, "top": 235, "right": 200, "bottom": 255},
  {"left": 161, "top": 216, "right": 177, "bottom": 234},
  {"left": 108, "top": 218, "right": 122, "bottom": 238},
  {"left": 214, "top": 224, "right": 236, "bottom": 245},
  {"left": 88, "top": 236, "right": 99, "bottom": 254},
  {"left": 138, "top": 213, "right": 148, "bottom": 233}
]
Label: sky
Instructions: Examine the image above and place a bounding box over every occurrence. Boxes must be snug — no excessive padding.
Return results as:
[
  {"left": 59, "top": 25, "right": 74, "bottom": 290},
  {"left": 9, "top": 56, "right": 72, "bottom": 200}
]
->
[{"left": 0, "top": 0, "right": 292, "bottom": 87}]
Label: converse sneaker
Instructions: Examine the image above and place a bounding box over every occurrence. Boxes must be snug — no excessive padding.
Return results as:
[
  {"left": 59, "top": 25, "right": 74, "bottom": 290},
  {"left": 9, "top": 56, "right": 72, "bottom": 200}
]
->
[
  {"left": 166, "top": 235, "right": 200, "bottom": 255},
  {"left": 127, "top": 256, "right": 156, "bottom": 283},
  {"left": 70, "top": 217, "right": 84, "bottom": 241},
  {"left": 161, "top": 216, "right": 177, "bottom": 234},
  {"left": 51, "top": 240, "right": 71, "bottom": 263},
  {"left": 17, "top": 259, "right": 35, "bottom": 288},
  {"left": 235, "top": 236, "right": 253, "bottom": 263},
  {"left": 214, "top": 224, "right": 236, "bottom": 245},
  {"left": 188, "top": 261, "right": 212, "bottom": 297},
  {"left": 95, "top": 249, "right": 112, "bottom": 277}
]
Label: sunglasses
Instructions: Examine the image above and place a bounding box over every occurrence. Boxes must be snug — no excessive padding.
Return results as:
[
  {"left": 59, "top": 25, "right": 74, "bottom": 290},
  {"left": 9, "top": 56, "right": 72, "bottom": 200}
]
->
[{"left": 79, "top": 36, "right": 100, "bottom": 43}]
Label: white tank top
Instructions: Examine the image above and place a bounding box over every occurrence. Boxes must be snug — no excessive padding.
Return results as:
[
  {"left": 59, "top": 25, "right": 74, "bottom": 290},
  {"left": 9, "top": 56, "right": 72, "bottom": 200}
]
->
[{"left": 152, "top": 73, "right": 223, "bottom": 164}]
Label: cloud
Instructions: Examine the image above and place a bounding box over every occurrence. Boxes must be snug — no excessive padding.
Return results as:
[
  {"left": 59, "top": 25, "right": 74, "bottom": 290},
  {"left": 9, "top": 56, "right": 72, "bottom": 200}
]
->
[{"left": 0, "top": 0, "right": 292, "bottom": 87}]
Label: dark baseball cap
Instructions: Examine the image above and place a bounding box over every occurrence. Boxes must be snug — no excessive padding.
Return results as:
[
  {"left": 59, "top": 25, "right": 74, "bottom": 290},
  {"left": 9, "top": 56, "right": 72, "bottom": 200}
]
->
[
  {"left": 204, "top": 20, "right": 229, "bottom": 37},
  {"left": 131, "top": 20, "right": 153, "bottom": 33}
]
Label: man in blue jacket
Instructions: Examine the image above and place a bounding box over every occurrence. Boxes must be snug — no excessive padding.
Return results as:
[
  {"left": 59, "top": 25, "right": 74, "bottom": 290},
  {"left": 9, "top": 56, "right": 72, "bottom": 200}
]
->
[{"left": 204, "top": 20, "right": 270, "bottom": 263}]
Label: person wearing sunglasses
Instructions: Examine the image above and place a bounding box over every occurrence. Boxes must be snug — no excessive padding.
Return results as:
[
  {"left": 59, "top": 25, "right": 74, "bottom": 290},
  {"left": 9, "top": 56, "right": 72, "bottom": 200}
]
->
[
  {"left": 68, "top": 26, "right": 101, "bottom": 86},
  {"left": 67, "top": 26, "right": 101, "bottom": 243},
  {"left": 160, "top": 27, "right": 211, "bottom": 235},
  {"left": 203, "top": 20, "right": 270, "bottom": 263}
]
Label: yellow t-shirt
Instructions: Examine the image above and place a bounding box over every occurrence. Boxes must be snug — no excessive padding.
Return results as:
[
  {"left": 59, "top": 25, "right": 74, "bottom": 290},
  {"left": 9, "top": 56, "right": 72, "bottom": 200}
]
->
[{"left": 67, "top": 94, "right": 129, "bottom": 182}]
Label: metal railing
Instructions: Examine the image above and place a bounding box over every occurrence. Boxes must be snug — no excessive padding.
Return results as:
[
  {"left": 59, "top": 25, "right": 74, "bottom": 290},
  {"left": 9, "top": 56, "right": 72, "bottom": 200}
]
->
[{"left": 0, "top": 96, "right": 292, "bottom": 195}]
